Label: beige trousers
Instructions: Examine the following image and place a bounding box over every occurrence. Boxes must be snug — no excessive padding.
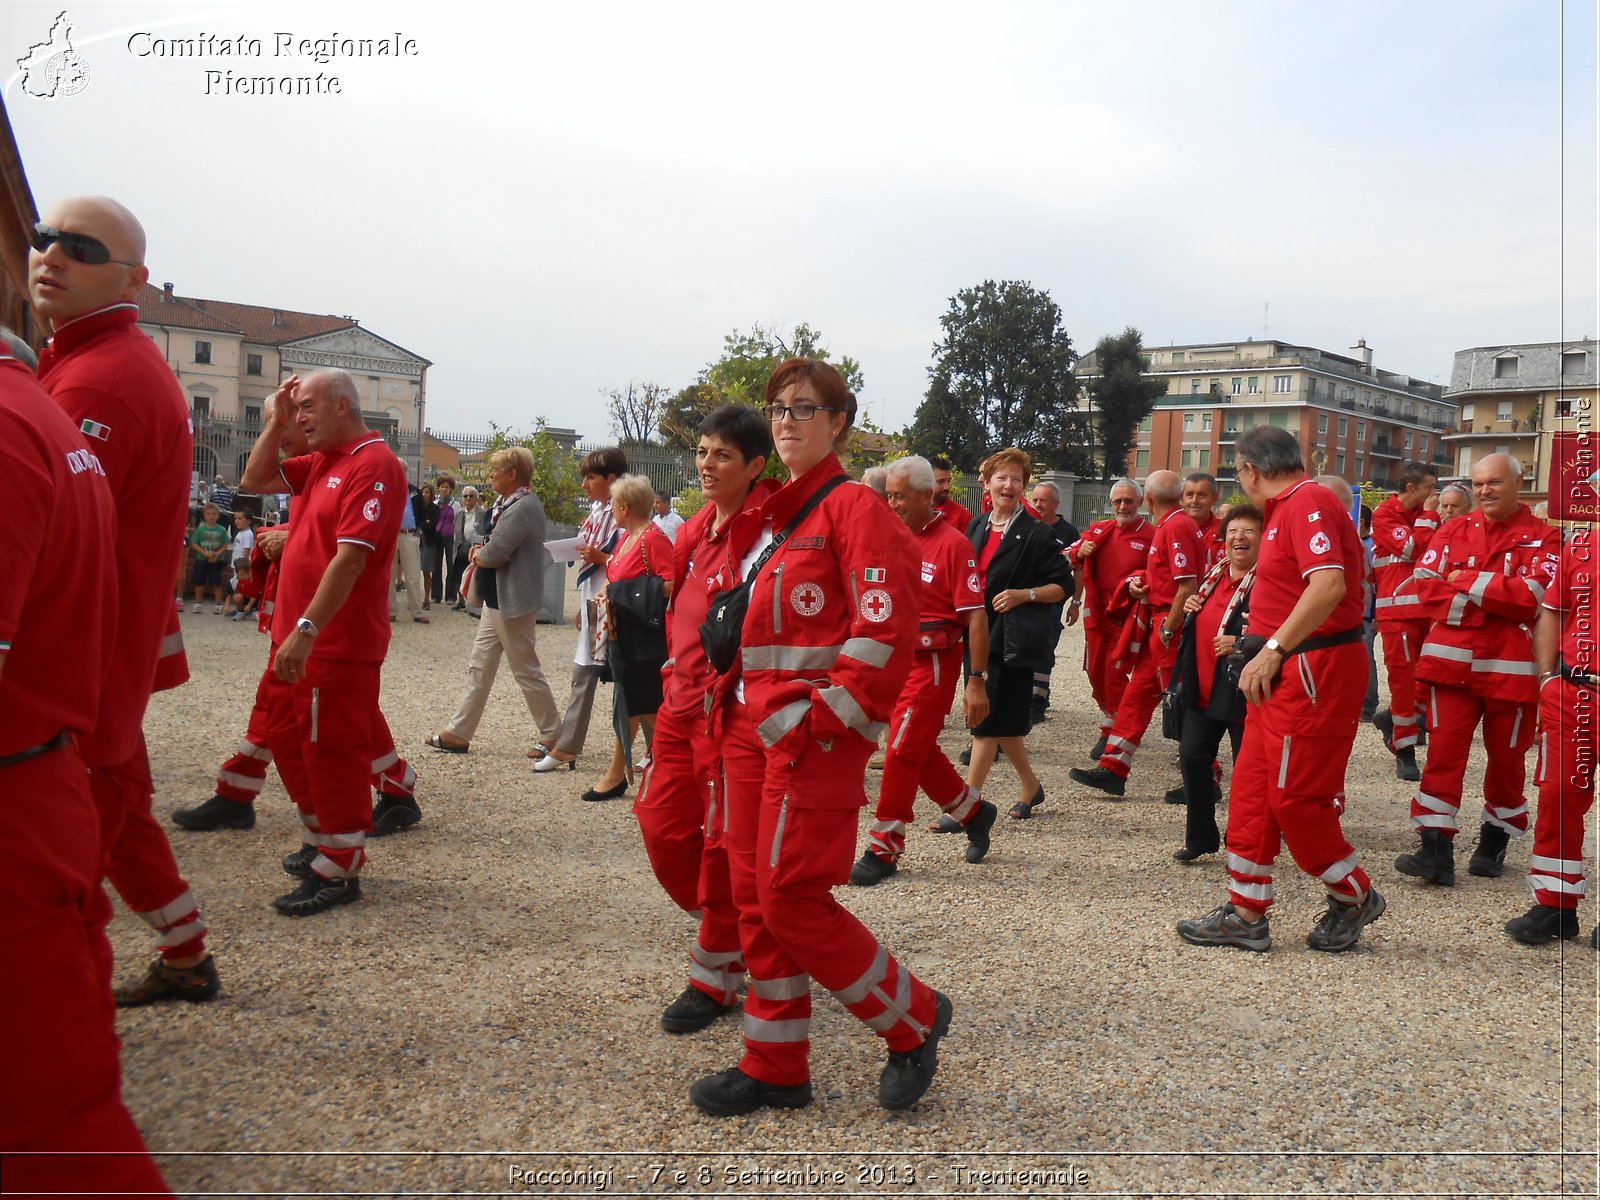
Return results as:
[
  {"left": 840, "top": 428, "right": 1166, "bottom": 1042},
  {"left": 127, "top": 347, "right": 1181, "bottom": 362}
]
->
[
  {"left": 391, "top": 532, "right": 424, "bottom": 617},
  {"left": 443, "top": 605, "right": 561, "bottom": 744}
]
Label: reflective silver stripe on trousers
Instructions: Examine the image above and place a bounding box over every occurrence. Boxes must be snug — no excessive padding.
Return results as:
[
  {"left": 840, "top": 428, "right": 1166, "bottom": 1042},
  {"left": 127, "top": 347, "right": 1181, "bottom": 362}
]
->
[
  {"left": 156, "top": 918, "right": 207, "bottom": 948},
  {"left": 1509, "top": 707, "right": 1524, "bottom": 746},
  {"left": 1278, "top": 736, "right": 1292, "bottom": 789},
  {"left": 299, "top": 810, "right": 322, "bottom": 831},
  {"left": 890, "top": 708, "right": 915, "bottom": 751},
  {"left": 1414, "top": 812, "right": 1459, "bottom": 830},
  {"left": 743, "top": 1014, "right": 809, "bottom": 1043},
  {"left": 310, "top": 687, "right": 320, "bottom": 742},
  {"left": 1230, "top": 879, "right": 1273, "bottom": 903},
  {"left": 310, "top": 852, "right": 357, "bottom": 879},
  {"left": 371, "top": 750, "right": 400, "bottom": 774},
  {"left": 749, "top": 974, "right": 810, "bottom": 1001},
  {"left": 1228, "top": 852, "right": 1274, "bottom": 877},
  {"left": 159, "top": 630, "right": 184, "bottom": 657},
  {"left": 1527, "top": 875, "right": 1586, "bottom": 896},
  {"left": 1530, "top": 854, "right": 1586, "bottom": 873},
  {"left": 840, "top": 637, "right": 895, "bottom": 668},
  {"left": 1319, "top": 854, "right": 1360, "bottom": 886},
  {"left": 135, "top": 889, "right": 198, "bottom": 929},
  {"left": 237, "top": 738, "right": 272, "bottom": 761},
  {"left": 1413, "top": 790, "right": 1454, "bottom": 814},
  {"left": 769, "top": 797, "right": 790, "bottom": 869},
  {"left": 690, "top": 961, "right": 740, "bottom": 996},
  {"left": 319, "top": 832, "right": 367, "bottom": 849},
  {"left": 1472, "top": 659, "right": 1537, "bottom": 675},
  {"left": 869, "top": 819, "right": 903, "bottom": 836},
  {"left": 691, "top": 942, "right": 743, "bottom": 969},
  {"left": 941, "top": 785, "right": 980, "bottom": 823},
  {"left": 835, "top": 946, "right": 888, "bottom": 1005},
  {"left": 757, "top": 699, "right": 811, "bottom": 746},
  {"left": 742, "top": 643, "right": 844, "bottom": 672},
  {"left": 217, "top": 770, "right": 264, "bottom": 792}
]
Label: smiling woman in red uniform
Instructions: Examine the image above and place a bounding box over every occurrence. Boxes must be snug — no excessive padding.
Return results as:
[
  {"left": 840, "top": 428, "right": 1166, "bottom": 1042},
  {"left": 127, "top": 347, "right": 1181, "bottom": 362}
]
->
[{"left": 690, "top": 359, "right": 953, "bottom": 1117}]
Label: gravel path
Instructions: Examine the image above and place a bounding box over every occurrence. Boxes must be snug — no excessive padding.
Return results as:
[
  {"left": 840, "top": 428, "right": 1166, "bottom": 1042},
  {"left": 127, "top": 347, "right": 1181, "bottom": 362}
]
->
[{"left": 117, "top": 608, "right": 1597, "bottom": 1196}]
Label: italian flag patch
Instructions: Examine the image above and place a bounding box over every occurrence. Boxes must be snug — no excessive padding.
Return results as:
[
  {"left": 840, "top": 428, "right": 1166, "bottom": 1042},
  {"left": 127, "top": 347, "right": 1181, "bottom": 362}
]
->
[
  {"left": 80, "top": 419, "right": 112, "bottom": 441},
  {"left": 863, "top": 567, "right": 886, "bottom": 582}
]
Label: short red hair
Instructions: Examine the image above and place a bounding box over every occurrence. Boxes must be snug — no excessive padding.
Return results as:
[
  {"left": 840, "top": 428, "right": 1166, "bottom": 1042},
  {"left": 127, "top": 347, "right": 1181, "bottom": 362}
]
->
[{"left": 980, "top": 447, "right": 1031, "bottom": 481}]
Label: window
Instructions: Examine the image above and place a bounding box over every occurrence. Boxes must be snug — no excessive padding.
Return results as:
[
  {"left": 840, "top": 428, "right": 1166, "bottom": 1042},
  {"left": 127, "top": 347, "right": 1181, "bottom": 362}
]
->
[
  {"left": 1355, "top": 455, "right": 1364, "bottom": 477},
  {"left": 1198, "top": 449, "right": 1211, "bottom": 469},
  {"left": 1181, "top": 449, "right": 1194, "bottom": 468},
  {"left": 1357, "top": 420, "right": 1366, "bottom": 439},
  {"left": 1318, "top": 414, "right": 1329, "bottom": 435},
  {"left": 1494, "top": 444, "right": 1510, "bottom": 457},
  {"left": 1338, "top": 417, "right": 1348, "bottom": 437},
  {"left": 1247, "top": 377, "right": 1260, "bottom": 394},
  {"left": 1269, "top": 412, "right": 1290, "bottom": 429},
  {"left": 244, "top": 404, "right": 261, "bottom": 424},
  {"left": 1136, "top": 450, "right": 1150, "bottom": 471},
  {"left": 194, "top": 340, "right": 211, "bottom": 365},
  {"left": 1230, "top": 377, "right": 1242, "bottom": 395},
  {"left": 1562, "top": 351, "right": 1588, "bottom": 377},
  {"left": 1273, "top": 375, "right": 1292, "bottom": 394},
  {"left": 1202, "top": 413, "right": 1213, "bottom": 431},
  {"left": 1183, "top": 413, "right": 1196, "bottom": 431},
  {"left": 246, "top": 353, "right": 262, "bottom": 376},
  {"left": 1556, "top": 398, "right": 1574, "bottom": 417},
  {"left": 1496, "top": 400, "right": 1513, "bottom": 421},
  {"left": 191, "top": 395, "right": 210, "bottom": 418},
  {"left": 1494, "top": 355, "right": 1518, "bottom": 379},
  {"left": 1306, "top": 378, "right": 1318, "bottom": 399},
  {"left": 1336, "top": 454, "right": 1346, "bottom": 475},
  {"left": 1462, "top": 403, "right": 1475, "bottom": 421},
  {"left": 1139, "top": 415, "right": 1154, "bottom": 432},
  {"left": 1171, "top": 352, "right": 1186, "bottom": 364},
  {"left": 1191, "top": 379, "right": 1203, "bottom": 394},
  {"left": 1404, "top": 432, "right": 1413, "bottom": 451}
]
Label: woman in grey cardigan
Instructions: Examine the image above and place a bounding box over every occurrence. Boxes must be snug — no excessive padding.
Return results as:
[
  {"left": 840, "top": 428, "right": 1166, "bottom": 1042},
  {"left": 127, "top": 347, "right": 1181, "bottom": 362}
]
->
[{"left": 427, "top": 447, "right": 561, "bottom": 754}]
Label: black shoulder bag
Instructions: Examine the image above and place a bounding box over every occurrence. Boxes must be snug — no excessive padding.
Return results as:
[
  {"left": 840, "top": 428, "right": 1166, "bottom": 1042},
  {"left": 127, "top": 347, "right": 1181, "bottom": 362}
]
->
[{"left": 700, "top": 476, "right": 847, "bottom": 674}]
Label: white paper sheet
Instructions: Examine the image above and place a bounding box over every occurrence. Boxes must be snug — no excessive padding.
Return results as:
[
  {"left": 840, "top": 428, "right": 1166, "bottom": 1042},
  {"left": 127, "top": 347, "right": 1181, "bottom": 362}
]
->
[{"left": 544, "top": 536, "right": 583, "bottom": 563}]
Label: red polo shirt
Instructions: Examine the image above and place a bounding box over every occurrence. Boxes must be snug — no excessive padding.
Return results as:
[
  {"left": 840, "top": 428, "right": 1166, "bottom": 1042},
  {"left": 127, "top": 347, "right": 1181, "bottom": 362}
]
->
[
  {"left": 915, "top": 512, "right": 986, "bottom": 628},
  {"left": 1147, "top": 507, "right": 1203, "bottom": 609},
  {"left": 1251, "top": 477, "right": 1365, "bottom": 637},
  {"left": 1070, "top": 517, "right": 1153, "bottom": 629},
  {"left": 36, "top": 303, "right": 192, "bottom": 766},
  {"left": 274, "top": 435, "right": 406, "bottom": 662},
  {"left": 0, "top": 355, "right": 118, "bottom": 757},
  {"left": 1193, "top": 513, "right": 1225, "bottom": 571}
]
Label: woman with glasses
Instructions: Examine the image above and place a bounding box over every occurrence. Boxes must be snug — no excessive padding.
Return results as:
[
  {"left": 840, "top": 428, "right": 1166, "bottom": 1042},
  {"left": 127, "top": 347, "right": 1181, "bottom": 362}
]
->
[
  {"left": 953, "top": 448, "right": 1070, "bottom": 822},
  {"left": 534, "top": 447, "right": 627, "bottom": 774},
  {"left": 448, "top": 486, "right": 486, "bottom": 612},
  {"left": 427, "top": 449, "right": 561, "bottom": 755},
  {"left": 1168, "top": 504, "right": 1261, "bottom": 862},
  {"left": 690, "top": 358, "right": 952, "bottom": 1119}
]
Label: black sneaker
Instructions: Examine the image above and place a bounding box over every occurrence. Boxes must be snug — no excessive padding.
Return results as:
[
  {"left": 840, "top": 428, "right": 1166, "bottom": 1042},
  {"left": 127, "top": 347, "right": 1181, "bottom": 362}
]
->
[
  {"left": 1176, "top": 903, "right": 1271, "bottom": 952},
  {"left": 689, "top": 1066, "right": 812, "bottom": 1116},
  {"left": 1468, "top": 823, "right": 1510, "bottom": 878},
  {"left": 371, "top": 794, "right": 422, "bottom": 837},
  {"left": 1306, "top": 887, "right": 1386, "bottom": 953},
  {"left": 1395, "top": 748, "right": 1420, "bottom": 783},
  {"left": 958, "top": 746, "right": 971, "bottom": 766},
  {"left": 661, "top": 985, "right": 739, "bottom": 1033},
  {"left": 879, "top": 991, "right": 953, "bottom": 1111},
  {"left": 963, "top": 800, "right": 997, "bottom": 864},
  {"left": 1088, "top": 735, "right": 1108, "bottom": 761},
  {"left": 282, "top": 843, "right": 318, "bottom": 878},
  {"left": 1505, "top": 904, "right": 1581, "bottom": 945},
  {"left": 1395, "top": 830, "right": 1455, "bottom": 886},
  {"left": 272, "top": 874, "right": 361, "bottom": 917},
  {"left": 113, "top": 955, "right": 221, "bottom": 1007},
  {"left": 850, "top": 851, "right": 898, "bottom": 887},
  {"left": 1163, "top": 785, "right": 1186, "bottom": 805},
  {"left": 1069, "top": 765, "right": 1126, "bottom": 798},
  {"left": 172, "top": 794, "right": 256, "bottom": 831}
]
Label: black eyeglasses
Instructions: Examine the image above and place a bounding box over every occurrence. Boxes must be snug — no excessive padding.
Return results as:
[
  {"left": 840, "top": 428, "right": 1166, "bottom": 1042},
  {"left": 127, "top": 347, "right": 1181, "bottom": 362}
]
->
[
  {"left": 762, "top": 404, "right": 837, "bottom": 422},
  {"left": 31, "top": 222, "right": 140, "bottom": 267}
]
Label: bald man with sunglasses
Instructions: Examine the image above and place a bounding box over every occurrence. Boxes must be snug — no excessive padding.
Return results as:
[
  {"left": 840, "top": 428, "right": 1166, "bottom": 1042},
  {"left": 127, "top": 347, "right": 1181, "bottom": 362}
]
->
[{"left": 30, "top": 197, "right": 219, "bottom": 1006}]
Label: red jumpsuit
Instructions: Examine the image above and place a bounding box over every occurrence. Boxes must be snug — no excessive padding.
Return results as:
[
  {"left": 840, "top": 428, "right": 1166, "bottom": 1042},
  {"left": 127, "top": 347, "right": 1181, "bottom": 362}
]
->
[
  {"left": 1409, "top": 506, "right": 1562, "bottom": 839},
  {"left": 1371, "top": 494, "right": 1440, "bottom": 751},
  {"left": 868, "top": 512, "right": 987, "bottom": 861},
  {"left": 633, "top": 481, "right": 776, "bottom": 1006},
  {"left": 212, "top": 533, "right": 415, "bottom": 811},
  {"left": 1527, "top": 533, "right": 1595, "bottom": 909},
  {"left": 1067, "top": 516, "right": 1152, "bottom": 737},
  {"left": 0, "top": 352, "right": 171, "bottom": 1194},
  {"left": 37, "top": 303, "right": 208, "bottom": 964},
  {"left": 1225, "top": 479, "right": 1373, "bottom": 913},
  {"left": 1096, "top": 507, "right": 1202, "bottom": 781},
  {"left": 265, "top": 437, "right": 406, "bottom": 879},
  {"left": 722, "top": 456, "right": 937, "bottom": 1087}
]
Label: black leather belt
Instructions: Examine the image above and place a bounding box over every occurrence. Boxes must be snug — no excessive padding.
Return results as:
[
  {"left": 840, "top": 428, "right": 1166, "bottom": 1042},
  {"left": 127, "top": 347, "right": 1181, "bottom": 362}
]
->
[
  {"left": 1560, "top": 656, "right": 1598, "bottom": 687},
  {"left": 0, "top": 729, "right": 71, "bottom": 769}
]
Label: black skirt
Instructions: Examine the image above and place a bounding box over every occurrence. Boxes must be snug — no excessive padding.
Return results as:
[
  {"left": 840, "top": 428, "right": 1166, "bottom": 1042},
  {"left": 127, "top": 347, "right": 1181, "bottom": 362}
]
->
[{"left": 969, "top": 662, "right": 1033, "bottom": 738}]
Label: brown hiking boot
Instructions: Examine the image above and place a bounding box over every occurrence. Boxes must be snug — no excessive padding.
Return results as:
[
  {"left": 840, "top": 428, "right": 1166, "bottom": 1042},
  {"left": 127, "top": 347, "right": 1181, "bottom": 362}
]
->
[{"left": 113, "top": 955, "right": 221, "bottom": 1008}]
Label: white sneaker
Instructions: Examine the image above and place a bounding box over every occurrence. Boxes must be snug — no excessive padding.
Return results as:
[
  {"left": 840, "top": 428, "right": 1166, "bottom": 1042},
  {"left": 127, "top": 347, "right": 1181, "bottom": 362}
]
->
[
  {"left": 213, "top": 604, "right": 225, "bottom": 614},
  {"left": 192, "top": 603, "right": 202, "bottom": 613}
]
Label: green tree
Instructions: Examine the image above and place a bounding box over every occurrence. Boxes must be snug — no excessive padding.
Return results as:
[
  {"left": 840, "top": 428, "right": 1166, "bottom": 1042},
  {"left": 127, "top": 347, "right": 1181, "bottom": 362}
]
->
[
  {"left": 482, "top": 419, "right": 586, "bottom": 524},
  {"left": 913, "top": 280, "right": 1082, "bottom": 473},
  {"left": 1086, "top": 327, "right": 1166, "bottom": 480}
]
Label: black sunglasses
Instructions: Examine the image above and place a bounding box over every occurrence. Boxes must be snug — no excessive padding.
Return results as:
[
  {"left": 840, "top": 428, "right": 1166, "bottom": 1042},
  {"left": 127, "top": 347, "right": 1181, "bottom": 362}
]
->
[{"left": 31, "top": 222, "right": 139, "bottom": 267}]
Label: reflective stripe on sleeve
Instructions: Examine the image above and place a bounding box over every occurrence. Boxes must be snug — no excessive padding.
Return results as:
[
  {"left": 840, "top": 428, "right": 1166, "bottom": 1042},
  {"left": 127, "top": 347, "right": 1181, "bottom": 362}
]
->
[
  {"left": 756, "top": 698, "right": 811, "bottom": 747},
  {"left": 840, "top": 637, "right": 895, "bottom": 668},
  {"left": 742, "top": 643, "right": 843, "bottom": 672},
  {"left": 818, "top": 685, "right": 887, "bottom": 741}
]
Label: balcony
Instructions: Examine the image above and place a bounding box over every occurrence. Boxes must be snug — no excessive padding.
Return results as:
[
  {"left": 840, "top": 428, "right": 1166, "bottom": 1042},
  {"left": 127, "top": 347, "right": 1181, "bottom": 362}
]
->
[
  {"left": 1442, "top": 419, "right": 1540, "bottom": 440},
  {"left": 1339, "top": 400, "right": 1356, "bottom": 410},
  {"left": 1370, "top": 441, "right": 1401, "bottom": 458},
  {"left": 1217, "top": 428, "right": 1244, "bottom": 443}
]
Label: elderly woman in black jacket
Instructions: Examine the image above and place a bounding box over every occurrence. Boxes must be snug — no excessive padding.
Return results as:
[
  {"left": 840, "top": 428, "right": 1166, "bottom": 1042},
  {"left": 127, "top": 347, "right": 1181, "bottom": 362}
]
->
[
  {"left": 1167, "top": 503, "right": 1262, "bottom": 861},
  {"left": 959, "top": 448, "right": 1072, "bottom": 821}
]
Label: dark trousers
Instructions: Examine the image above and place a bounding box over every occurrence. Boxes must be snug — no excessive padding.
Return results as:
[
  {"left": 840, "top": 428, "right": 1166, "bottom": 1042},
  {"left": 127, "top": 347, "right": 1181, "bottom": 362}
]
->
[
  {"left": 445, "top": 546, "right": 469, "bottom": 605},
  {"left": 1178, "top": 706, "right": 1242, "bottom": 853}
]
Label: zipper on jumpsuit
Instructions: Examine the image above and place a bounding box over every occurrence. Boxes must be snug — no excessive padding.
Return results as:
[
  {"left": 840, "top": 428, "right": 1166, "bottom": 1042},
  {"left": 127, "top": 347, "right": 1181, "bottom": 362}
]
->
[
  {"left": 310, "top": 687, "right": 320, "bottom": 741},
  {"left": 770, "top": 795, "right": 790, "bottom": 869},
  {"left": 772, "top": 563, "right": 784, "bottom": 634}
]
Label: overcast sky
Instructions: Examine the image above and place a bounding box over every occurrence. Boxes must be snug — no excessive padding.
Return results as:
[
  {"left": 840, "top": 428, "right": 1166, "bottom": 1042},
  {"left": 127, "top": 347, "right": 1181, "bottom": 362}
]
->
[{"left": 6, "top": 0, "right": 1595, "bottom": 439}]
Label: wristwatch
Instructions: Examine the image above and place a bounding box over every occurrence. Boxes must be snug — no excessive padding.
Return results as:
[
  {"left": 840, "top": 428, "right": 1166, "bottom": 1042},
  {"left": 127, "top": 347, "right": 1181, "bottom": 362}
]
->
[
  {"left": 296, "top": 616, "right": 320, "bottom": 637},
  {"left": 1264, "top": 636, "right": 1286, "bottom": 655},
  {"left": 970, "top": 670, "right": 987, "bottom": 680},
  {"left": 1028, "top": 588, "right": 1037, "bottom": 602}
]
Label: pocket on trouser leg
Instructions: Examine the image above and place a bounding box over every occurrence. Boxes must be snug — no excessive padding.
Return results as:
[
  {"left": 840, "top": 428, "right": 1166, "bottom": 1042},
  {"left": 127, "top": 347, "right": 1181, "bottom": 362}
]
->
[{"left": 765, "top": 803, "right": 860, "bottom": 893}]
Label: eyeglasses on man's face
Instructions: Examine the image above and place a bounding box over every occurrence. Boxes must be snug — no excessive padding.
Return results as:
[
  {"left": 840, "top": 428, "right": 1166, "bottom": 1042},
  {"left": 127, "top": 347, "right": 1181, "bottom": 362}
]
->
[
  {"left": 762, "top": 404, "right": 837, "bottom": 423},
  {"left": 31, "top": 222, "right": 140, "bottom": 267}
]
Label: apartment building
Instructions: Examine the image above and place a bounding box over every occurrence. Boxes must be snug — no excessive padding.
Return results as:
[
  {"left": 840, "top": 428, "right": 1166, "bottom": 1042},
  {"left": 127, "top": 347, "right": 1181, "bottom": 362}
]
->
[{"left": 1440, "top": 339, "right": 1597, "bottom": 496}]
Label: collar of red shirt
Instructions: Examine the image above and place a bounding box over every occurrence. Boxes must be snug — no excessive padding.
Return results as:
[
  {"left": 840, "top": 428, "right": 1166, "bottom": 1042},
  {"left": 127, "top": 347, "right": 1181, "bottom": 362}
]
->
[
  {"left": 915, "top": 510, "right": 948, "bottom": 538},
  {"left": 324, "top": 433, "right": 388, "bottom": 459},
  {"left": 763, "top": 454, "right": 847, "bottom": 527},
  {"left": 1261, "top": 476, "right": 1314, "bottom": 520},
  {"left": 1155, "top": 505, "right": 1190, "bottom": 531},
  {"left": 45, "top": 302, "right": 141, "bottom": 357}
]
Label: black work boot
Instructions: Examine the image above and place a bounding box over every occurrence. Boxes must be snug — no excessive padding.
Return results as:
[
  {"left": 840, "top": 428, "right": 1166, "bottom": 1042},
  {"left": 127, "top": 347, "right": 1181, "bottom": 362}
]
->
[
  {"left": 1394, "top": 748, "right": 1421, "bottom": 782},
  {"left": 1505, "top": 904, "right": 1580, "bottom": 945},
  {"left": 963, "top": 800, "right": 998, "bottom": 864},
  {"left": 1395, "top": 829, "right": 1456, "bottom": 886},
  {"left": 172, "top": 794, "right": 256, "bottom": 831},
  {"left": 1468, "top": 822, "right": 1511, "bottom": 878},
  {"left": 282, "top": 842, "right": 318, "bottom": 878}
]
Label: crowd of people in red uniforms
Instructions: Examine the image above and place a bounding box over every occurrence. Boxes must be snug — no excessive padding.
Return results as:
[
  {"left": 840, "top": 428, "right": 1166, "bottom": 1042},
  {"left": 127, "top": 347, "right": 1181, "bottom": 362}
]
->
[{"left": 2, "top": 202, "right": 1593, "bottom": 1182}]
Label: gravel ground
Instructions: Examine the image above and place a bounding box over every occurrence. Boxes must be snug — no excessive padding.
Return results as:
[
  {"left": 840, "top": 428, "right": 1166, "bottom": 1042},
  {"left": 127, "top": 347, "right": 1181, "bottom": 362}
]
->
[{"left": 115, "top": 607, "right": 1597, "bottom": 1197}]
